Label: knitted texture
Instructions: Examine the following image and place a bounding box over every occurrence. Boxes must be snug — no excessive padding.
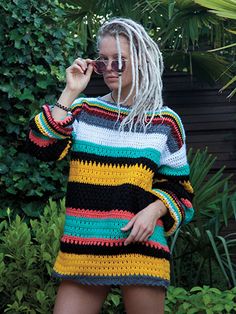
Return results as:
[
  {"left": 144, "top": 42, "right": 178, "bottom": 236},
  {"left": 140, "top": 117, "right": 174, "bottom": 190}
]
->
[{"left": 27, "top": 97, "right": 195, "bottom": 287}]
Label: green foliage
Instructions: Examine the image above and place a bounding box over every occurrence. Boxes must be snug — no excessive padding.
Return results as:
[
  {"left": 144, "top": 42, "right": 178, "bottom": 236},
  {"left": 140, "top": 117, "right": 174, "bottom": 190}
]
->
[
  {"left": 165, "top": 285, "right": 236, "bottom": 314},
  {"left": 0, "top": 199, "right": 65, "bottom": 313},
  {"left": 170, "top": 148, "right": 236, "bottom": 289},
  {"left": 0, "top": 0, "right": 82, "bottom": 216}
]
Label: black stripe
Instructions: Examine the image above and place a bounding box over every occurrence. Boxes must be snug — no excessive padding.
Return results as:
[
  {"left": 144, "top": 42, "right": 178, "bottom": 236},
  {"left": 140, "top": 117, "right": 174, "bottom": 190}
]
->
[
  {"left": 66, "top": 182, "right": 157, "bottom": 213},
  {"left": 26, "top": 135, "right": 71, "bottom": 162},
  {"left": 70, "top": 151, "right": 158, "bottom": 173},
  {"left": 153, "top": 180, "right": 194, "bottom": 201},
  {"left": 60, "top": 241, "right": 170, "bottom": 260}
]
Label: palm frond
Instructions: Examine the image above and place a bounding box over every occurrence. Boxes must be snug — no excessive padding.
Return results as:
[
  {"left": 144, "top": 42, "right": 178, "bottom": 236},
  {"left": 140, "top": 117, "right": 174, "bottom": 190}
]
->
[{"left": 195, "top": 0, "right": 236, "bottom": 20}]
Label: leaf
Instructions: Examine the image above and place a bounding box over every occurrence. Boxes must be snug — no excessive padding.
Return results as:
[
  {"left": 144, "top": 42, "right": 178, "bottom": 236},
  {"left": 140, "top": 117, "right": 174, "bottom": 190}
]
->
[
  {"left": 16, "top": 290, "right": 24, "bottom": 302},
  {"left": 110, "top": 294, "right": 120, "bottom": 306},
  {"left": 18, "top": 88, "right": 35, "bottom": 101},
  {"left": 0, "top": 163, "right": 9, "bottom": 174}
]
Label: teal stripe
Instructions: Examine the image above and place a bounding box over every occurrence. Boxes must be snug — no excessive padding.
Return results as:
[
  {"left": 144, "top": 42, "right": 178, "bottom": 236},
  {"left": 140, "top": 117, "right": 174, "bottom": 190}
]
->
[
  {"left": 184, "top": 206, "right": 194, "bottom": 224},
  {"left": 158, "top": 164, "right": 190, "bottom": 176},
  {"left": 152, "top": 188, "right": 182, "bottom": 223},
  {"left": 72, "top": 139, "right": 161, "bottom": 165},
  {"left": 38, "top": 113, "right": 65, "bottom": 139},
  {"left": 64, "top": 216, "right": 168, "bottom": 246},
  {"left": 70, "top": 99, "right": 83, "bottom": 110}
]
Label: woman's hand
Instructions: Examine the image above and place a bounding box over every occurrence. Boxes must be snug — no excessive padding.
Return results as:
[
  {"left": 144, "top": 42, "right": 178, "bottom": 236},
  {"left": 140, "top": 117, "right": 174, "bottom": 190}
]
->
[
  {"left": 121, "top": 200, "right": 168, "bottom": 245},
  {"left": 65, "top": 58, "right": 94, "bottom": 94}
]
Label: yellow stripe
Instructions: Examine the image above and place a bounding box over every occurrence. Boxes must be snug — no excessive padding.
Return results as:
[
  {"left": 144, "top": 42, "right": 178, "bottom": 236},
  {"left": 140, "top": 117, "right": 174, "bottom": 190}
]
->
[
  {"left": 68, "top": 160, "right": 154, "bottom": 191},
  {"left": 150, "top": 189, "right": 179, "bottom": 236},
  {"left": 35, "top": 114, "right": 50, "bottom": 137},
  {"left": 58, "top": 140, "right": 72, "bottom": 160},
  {"left": 53, "top": 252, "right": 170, "bottom": 280}
]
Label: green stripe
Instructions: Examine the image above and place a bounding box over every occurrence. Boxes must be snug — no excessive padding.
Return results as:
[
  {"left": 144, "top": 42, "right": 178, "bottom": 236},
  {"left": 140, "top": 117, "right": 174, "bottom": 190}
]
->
[
  {"left": 72, "top": 139, "right": 161, "bottom": 165},
  {"left": 64, "top": 216, "right": 168, "bottom": 246}
]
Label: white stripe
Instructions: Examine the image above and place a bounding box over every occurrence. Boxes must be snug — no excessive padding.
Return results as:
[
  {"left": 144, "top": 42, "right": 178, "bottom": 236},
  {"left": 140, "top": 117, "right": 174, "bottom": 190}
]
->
[
  {"left": 73, "top": 120, "right": 168, "bottom": 151},
  {"left": 160, "top": 144, "right": 187, "bottom": 168}
]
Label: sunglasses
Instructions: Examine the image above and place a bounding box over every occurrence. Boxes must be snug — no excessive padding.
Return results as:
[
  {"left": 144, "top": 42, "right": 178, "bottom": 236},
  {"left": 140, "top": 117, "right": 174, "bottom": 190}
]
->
[{"left": 92, "top": 58, "right": 127, "bottom": 75}]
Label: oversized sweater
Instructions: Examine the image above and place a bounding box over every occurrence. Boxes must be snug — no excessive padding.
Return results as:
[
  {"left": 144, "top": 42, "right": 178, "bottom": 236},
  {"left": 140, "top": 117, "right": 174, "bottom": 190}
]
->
[{"left": 27, "top": 97, "right": 194, "bottom": 287}]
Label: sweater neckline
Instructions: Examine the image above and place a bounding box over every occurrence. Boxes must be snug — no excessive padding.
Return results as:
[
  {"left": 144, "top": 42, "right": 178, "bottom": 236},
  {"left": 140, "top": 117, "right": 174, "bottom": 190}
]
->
[{"left": 96, "top": 97, "right": 133, "bottom": 111}]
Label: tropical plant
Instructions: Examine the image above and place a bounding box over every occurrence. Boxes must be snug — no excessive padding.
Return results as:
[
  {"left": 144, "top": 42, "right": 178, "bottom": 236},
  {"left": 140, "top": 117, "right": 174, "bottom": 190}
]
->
[
  {"left": 195, "top": 0, "right": 236, "bottom": 97},
  {"left": 195, "top": 0, "right": 236, "bottom": 20},
  {"left": 170, "top": 148, "right": 236, "bottom": 289},
  {"left": 61, "top": 0, "right": 236, "bottom": 86}
]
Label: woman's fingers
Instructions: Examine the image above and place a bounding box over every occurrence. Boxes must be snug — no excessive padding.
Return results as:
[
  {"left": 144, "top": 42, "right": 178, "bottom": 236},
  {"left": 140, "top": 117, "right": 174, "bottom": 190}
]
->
[
  {"left": 68, "top": 63, "right": 85, "bottom": 74},
  {"left": 140, "top": 230, "right": 153, "bottom": 242},
  {"left": 124, "top": 224, "right": 140, "bottom": 246},
  {"left": 73, "top": 58, "right": 94, "bottom": 73}
]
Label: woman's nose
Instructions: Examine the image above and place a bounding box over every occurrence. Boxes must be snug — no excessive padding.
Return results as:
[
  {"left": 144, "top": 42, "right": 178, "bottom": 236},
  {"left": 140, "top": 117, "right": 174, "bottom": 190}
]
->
[{"left": 106, "top": 60, "right": 113, "bottom": 72}]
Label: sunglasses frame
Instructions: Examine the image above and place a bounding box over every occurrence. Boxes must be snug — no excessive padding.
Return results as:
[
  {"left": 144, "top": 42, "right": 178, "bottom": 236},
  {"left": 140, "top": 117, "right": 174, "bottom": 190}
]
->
[{"left": 92, "top": 57, "right": 128, "bottom": 75}]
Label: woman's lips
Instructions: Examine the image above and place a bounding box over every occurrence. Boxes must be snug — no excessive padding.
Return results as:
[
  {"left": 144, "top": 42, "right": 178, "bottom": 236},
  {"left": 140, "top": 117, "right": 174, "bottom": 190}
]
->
[{"left": 105, "top": 76, "right": 118, "bottom": 80}]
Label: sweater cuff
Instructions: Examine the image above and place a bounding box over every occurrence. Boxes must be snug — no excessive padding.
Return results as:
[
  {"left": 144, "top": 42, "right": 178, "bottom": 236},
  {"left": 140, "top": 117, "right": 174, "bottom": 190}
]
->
[
  {"left": 31, "top": 104, "right": 74, "bottom": 139},
  {"left": 151, "top": 188, "right": 183, "bottom": 236}
]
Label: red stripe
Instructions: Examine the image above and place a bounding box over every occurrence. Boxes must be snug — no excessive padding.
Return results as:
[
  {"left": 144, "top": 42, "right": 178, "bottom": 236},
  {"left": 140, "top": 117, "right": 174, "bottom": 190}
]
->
[
  {"left": 29, "top": 130, "right": 56, "bottom": 147},
  {"left": 61, "top": 234, "right": 170, "bottom": 252}
]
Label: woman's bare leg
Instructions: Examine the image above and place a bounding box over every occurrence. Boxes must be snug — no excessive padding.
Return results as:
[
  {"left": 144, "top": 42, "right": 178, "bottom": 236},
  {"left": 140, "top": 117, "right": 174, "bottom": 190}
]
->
[
  {"left": 53, "top": 280, "right": 111, "bottom": 314},
  {"left": 121, "top": 285, "right": 165, "bottom": 314}
]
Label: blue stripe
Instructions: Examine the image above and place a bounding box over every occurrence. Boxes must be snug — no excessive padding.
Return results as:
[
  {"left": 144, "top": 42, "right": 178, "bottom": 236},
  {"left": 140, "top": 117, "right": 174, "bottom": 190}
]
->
[
  {"left": 52, "top": 272, "right": 170, "bottom": 287},
  {"left": 78, "top": 109, "right": 171, "bottom": 134}
]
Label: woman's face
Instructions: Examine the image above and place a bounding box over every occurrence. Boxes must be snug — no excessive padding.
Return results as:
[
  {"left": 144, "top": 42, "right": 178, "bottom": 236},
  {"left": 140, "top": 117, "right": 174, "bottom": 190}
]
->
[{"left": 98, "top": 35, "right": 133, "bottom": 93}]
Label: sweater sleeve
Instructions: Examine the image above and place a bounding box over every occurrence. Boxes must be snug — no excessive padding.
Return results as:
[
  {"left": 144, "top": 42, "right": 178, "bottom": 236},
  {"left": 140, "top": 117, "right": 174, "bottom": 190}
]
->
[
  {"left": 151, "top": 110, "right": 194, "bottom": 237},
  {"left": 26, "top": 98, "right": 84, "bottom": 162}
]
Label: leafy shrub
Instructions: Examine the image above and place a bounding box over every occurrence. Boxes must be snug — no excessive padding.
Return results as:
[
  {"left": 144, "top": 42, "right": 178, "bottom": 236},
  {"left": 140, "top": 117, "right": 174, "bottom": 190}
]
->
[
  {"left": 165, "top": 286, "right": 236, "bottom": 314},
  {"left": 0, "top": 199, "right": 65, "bottom": 313},
  {"left": 0, "top": 0, "right": 82, "bottom": 217}
]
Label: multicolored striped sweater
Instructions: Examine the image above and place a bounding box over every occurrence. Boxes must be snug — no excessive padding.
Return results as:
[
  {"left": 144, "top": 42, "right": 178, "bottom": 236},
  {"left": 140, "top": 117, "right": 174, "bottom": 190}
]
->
[{"left": 27, "top": 97, "right": 194, "bottom": 287}]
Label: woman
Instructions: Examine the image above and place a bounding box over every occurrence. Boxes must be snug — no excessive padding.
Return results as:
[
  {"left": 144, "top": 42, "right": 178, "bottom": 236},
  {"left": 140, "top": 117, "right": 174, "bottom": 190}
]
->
[{"left": 28, "top": 17, "right": 194, "bottom": 314}]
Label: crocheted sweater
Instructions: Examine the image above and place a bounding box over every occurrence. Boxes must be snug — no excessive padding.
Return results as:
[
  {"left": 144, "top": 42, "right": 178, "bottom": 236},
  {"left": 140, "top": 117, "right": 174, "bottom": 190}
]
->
[{"left": 27, "top": 97, "right": 194, "bottom": 287}]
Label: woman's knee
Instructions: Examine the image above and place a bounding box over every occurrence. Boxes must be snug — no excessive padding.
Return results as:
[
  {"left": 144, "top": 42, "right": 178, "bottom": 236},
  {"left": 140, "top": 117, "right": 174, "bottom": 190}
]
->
[
  {"left": 53, "top": 280, "right": 111, "bottom": 314},
  {"left": 121, "top": 285, "right": 165, "bottom": 314}
]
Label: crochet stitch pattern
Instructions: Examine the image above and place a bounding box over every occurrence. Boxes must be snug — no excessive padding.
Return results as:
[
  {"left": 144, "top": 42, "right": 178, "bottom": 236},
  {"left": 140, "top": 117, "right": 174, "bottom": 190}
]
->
[{"left": 27, "top": 97, "right": 195, "bottom": 287}]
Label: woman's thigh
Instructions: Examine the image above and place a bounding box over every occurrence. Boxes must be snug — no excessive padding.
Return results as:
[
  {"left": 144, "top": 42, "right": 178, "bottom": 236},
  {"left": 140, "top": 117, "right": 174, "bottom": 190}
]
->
[
  {"left": 53, "top": 280, "right": 111, "bottom": 314},
  {"left": 121, "top": 285, "right": 166, "bottom": 314}
]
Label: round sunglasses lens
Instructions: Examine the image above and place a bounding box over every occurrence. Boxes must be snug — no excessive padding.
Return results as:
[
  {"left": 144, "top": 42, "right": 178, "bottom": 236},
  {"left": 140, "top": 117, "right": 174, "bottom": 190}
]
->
[
  {"left": 94, "top": 61, "right": 106, "bottom": 74},
  {"left": 112, "top": 60, "right": 126, "bottom": 72}
]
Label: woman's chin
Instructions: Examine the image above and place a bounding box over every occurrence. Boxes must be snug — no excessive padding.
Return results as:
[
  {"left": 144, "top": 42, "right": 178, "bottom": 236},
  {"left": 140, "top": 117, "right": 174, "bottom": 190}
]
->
[{"left": 104, "top": 81, "right": 119, "bottom": 90}]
